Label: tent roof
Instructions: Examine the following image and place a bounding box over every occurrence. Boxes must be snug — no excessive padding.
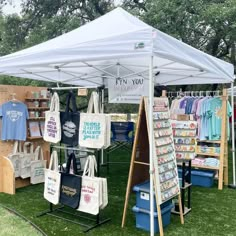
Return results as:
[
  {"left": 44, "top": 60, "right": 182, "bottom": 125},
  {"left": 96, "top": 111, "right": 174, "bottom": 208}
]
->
[{"left": 0, "top": 7, "right": 234, "bottom": 86}]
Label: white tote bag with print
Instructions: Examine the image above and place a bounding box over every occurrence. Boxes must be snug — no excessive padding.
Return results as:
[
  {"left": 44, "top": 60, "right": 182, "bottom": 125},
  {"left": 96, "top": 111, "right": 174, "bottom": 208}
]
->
[
  {"left": 77, "top": 155, "right": 108, "bottom": 214},
  {"left": 43, "top": 92, "right": 61, "bottom": 143},
  {"left": 8, "top": 141, "right": 23, "bottom": 178},
  {"left": 77, "top": 155, "right": 100, "bottom": 215},
  {"left": 44, "top": 151, "right": 61, "bottom": 205},
  {"left": 79, "top": 92, "right": 111, "bottom": 149},
  {"left": 20, "top": 142, "right": 34, "bottom": 179},
  {"left": 30, "top": 146, "right": 47, "bottom": 184}
]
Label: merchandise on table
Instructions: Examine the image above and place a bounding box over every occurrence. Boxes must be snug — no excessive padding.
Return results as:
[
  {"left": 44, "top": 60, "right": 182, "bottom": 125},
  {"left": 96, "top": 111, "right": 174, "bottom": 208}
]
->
[{"left": 196, "top": 145, "right": 220, "bottom": 155}]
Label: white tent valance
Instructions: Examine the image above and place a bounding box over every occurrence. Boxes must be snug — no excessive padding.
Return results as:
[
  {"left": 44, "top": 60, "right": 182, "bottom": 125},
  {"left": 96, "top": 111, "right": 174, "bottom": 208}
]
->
[{"left": 0, "top": 7, "right": 233, "bottom": 86}]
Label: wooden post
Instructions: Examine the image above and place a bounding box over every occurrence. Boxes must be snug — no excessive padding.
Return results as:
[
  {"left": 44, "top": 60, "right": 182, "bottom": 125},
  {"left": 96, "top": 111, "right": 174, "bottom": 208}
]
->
[
  {"left": 219, "top": 88, "right": 227, "bottom": 189},
  {"left": 178, "top": 194, "right": 184, "bottom": 224},
  {"left": 122, "top": 98, "right": 145, "bottom": 227}
]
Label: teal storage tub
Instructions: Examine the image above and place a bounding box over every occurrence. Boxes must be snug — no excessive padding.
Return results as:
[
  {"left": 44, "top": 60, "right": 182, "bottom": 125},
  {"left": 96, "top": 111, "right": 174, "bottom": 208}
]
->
[{"left": 132, "top": 204, "right": 173, "bottom": 233}]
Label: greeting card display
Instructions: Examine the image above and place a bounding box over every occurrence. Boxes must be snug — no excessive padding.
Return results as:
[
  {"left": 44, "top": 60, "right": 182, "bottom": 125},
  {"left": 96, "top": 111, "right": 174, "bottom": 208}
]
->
[
  {"left": 171, "top": 121, "right": 197, "bottom": 160},
  {"left": 145, "top": 97, "right": 180, "bottom": 204}
]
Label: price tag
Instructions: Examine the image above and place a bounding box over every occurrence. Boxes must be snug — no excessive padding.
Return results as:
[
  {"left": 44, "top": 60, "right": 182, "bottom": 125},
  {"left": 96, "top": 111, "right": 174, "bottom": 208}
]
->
[{"left": 77, "top": 88, "right": 88, "bottom": 96}]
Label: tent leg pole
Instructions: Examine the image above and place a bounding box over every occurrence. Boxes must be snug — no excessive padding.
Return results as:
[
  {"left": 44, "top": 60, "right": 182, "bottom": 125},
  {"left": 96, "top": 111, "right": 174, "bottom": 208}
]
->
[
  {"left": 149, "top": 56, "right": 156, "bottom": 236},
  {"left": 101, "top": 87, "right": 105, "bottom": 165},
  {"left": 229, "top": 82, "right": 236, "bottom": 188}
]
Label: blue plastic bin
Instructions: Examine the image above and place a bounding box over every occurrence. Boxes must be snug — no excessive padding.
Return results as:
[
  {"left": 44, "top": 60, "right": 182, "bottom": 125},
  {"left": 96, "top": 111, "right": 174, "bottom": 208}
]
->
[
  {"left": 133, "top": 180, "right": 172, "bottom": 211},
  {"left": 132, "top": 204, "right": 173, "bottom": 233},
  {"left": 178, "top": 168, "right": 215, "bottom": 187}
]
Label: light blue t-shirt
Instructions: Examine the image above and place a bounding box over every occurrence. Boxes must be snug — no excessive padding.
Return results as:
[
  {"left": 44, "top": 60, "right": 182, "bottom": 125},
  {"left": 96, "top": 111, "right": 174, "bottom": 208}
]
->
[
  {"left": 207, "top": 98, "right": 232, "bottom": 140},
  {"left": 0, "top": 101, "right": 29, "bottom": 141},
  {"left": 199, "top": 97, "right": 210, "bottom": 140}
]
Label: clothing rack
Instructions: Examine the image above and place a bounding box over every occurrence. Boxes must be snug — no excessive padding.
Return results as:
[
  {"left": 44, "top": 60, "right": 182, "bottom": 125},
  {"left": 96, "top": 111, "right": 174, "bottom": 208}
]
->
[
  {"left": 37, "top": 145, "right": 110, "bottom": 232},
  {"left": 167, "top": 90, "right": 221, "bottom": 97},
  {"left": 167, "top": 89, "right": 229, "bottom": 189}
]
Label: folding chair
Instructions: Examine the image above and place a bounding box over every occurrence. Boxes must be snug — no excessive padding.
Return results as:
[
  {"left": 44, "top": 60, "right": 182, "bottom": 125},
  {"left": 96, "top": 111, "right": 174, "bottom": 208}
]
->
[{"left": 106, "top": 121, "right": 134, "bottom": 173}]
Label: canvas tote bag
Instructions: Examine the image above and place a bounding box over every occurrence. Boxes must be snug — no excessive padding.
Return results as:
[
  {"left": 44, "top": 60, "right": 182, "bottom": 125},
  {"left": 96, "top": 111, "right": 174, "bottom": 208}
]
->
[
  {"left": 87, "top": 155, "right": 108, "bottom": 210},
  {"left": 30, "top": 146, "right": 47, "bottom": 184},
  {"left": 8, "top": 141, "right": 22, "bottom": 178},
  {"left": 43, "top": 92, "right": 61, "bottom": 143},
  {"left": 79, "top": 91, "right": 111, "bottom": 149},
  {"left": 20, "top": 142, "right": 34, "bottom": 179},
  {"left": 77, "top": 155, "right": 108, "bottom": 215},
  {"left": 44, "top": 150, "right": 61, "bottom": 205},
  {"left": 59, "top": 152, "right": 82, "bottom": 209},
  {"left": 60, "top": 91, "right": 80, "bottom": 146}
]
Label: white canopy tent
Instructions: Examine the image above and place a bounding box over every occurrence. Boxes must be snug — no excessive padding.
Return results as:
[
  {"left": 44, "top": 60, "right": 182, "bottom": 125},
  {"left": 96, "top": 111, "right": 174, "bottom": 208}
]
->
[
  {"left": 0, "top": 7, "right": 234, "bottom": 236},
  {"left": 0, "top": 7, "right": 233, "bottom": 86}
]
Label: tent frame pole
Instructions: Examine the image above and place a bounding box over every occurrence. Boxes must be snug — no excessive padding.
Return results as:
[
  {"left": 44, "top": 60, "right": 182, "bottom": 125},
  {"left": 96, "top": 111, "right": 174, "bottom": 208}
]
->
[
  {"left": 229, "top": 82, "right": 236, "bottom": 188},
  {"left": 149, "top": 56, "right": 159, "bottom": 236}
]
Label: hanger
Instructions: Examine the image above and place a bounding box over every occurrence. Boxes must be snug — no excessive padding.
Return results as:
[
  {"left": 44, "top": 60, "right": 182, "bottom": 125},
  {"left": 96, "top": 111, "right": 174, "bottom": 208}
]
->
[{"left": 9, "top": 93, "right": 20, "bottom": 103}]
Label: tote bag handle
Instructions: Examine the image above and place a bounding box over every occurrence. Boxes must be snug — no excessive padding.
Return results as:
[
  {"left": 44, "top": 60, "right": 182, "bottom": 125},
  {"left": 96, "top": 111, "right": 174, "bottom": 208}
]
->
[
  {"left": 49, "top": 150, "right": 59, "bottom": 171},
  {"left": 50, "top": 92, "right": 60, "bottom": 112},
  {"left": 65, "top": 152, "right": 78, "bottom": 175},
  {"left": 82, "top": 155, "right": 97, "bottom": 177},
  {"left": 87, "top": 92, "right": 100, "bottom": 114},
  {"left": 12, "top": 141, "right": 19, "bottom": 154},
  {"left": 65, "top": 91, "right": 78, "bottom": 113},
  {"left": 23, "top": 142, "right": 34, "bottom": 154},
  {"left": 34, "top": 146, "right": 44, "bottom": 161}
]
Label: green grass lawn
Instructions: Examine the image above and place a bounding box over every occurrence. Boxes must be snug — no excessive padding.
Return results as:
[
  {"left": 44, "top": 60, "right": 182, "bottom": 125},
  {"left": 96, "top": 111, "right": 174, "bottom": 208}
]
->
[
  {"left": 0, "top": 148, "right": 236, "bottom": 235},
  {"left": 0, "top": 207, "right": 42, "bottom": 235}
]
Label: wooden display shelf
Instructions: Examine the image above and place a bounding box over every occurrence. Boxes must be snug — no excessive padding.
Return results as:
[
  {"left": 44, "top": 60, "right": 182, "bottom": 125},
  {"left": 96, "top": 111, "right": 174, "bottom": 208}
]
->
[
  {"left": 177, "top": 163, "right": 219, "bottom": 170},
  {"left": 25, "top": 97, "right": 50, "bottom": 101},
  {"left": 27, "top": 107, "right": 49, "bottom": 110},
  {"left": 196, "top": 152, "right": 220, "bottom": 157},
  {"left": 27, "top": 136, "right": 43, "bottom": 140},
  {"left": 28, "top": 117, "right": 45, "bottom": 120},
  {"left": 196, "top": 140, "right": 221, "bottom": 144},
  {"left": 191, "top": 164, "right": 219, "bottom": 171},
  {"left": 0, "top": 85, "right": 50, "bottom": 195}
]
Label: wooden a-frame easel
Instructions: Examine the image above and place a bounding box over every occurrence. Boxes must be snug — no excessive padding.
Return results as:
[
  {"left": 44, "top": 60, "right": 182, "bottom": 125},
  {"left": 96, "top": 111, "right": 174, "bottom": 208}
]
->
[{"left": 121, "top": 96, "right": 184, "bottom": 236}]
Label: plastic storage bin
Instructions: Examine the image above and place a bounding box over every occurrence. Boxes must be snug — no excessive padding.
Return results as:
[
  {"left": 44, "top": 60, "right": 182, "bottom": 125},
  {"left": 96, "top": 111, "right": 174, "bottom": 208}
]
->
[
  {"left": 178, "top": 168, "right": 215, "bottom": 187},
  {"left": 132, "top": 204, "right": 173, "bottom": 233},
  {"left": 133, "top": 180, "right": 172, "bottom": 211}
]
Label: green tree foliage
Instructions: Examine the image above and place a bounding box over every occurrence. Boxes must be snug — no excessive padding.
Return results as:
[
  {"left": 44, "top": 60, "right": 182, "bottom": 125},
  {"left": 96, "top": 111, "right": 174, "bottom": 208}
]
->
[{"left": 124, "top": 0, "right": 236, "bottom": 69}]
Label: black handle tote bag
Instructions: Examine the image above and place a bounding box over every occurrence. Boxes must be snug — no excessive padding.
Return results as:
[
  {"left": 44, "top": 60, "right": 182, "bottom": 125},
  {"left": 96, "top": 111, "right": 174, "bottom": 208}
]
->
[
  {"left": 59, "top": 153, "right": 82, "bottom": 209},
  {"left": 60, "top": 91, "right": 80, "bottom": 146}
]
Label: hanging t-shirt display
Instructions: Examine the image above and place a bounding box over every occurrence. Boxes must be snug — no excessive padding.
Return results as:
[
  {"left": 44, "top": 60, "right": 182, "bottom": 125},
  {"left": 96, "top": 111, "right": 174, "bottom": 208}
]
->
[{"left": 0, "top": 101, "right": 29, "bottom": 140}]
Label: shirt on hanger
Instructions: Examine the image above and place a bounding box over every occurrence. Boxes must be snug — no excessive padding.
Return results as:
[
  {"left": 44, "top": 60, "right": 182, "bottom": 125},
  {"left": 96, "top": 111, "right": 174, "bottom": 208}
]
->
[{"left": 0, "top": 101, "right": 29, "bottom": 140}]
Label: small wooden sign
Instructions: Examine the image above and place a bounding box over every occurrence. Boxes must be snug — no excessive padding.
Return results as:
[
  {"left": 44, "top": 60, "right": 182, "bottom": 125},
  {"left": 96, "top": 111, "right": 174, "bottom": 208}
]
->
[{"left": 78, "top": 88, "right": 88, "bottom": 96}]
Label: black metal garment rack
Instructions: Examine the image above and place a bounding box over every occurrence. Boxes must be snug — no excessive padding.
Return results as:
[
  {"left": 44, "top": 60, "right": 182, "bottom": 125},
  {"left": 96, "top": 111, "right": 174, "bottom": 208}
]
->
[{"left": 37, "top": 145, "right": 111, "bottom": 233}]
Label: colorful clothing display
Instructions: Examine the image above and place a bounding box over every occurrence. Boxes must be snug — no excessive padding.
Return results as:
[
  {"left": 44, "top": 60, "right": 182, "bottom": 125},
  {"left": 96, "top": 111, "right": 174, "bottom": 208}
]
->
[
  {"left": 170, "top": 96, "right": 232, "bottom": 140},
  {"left": 0, "top": 101, "right": 29, "bottom": 140}
]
